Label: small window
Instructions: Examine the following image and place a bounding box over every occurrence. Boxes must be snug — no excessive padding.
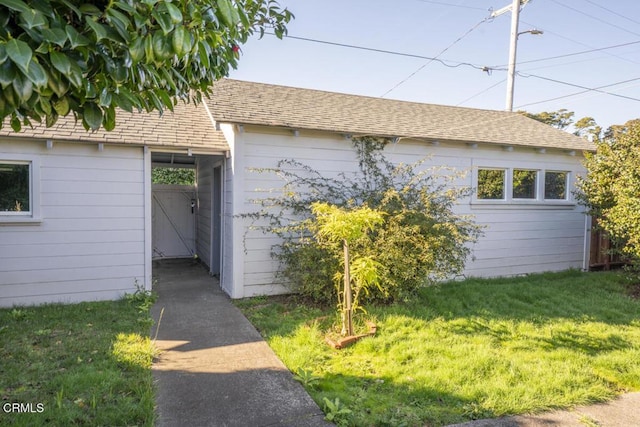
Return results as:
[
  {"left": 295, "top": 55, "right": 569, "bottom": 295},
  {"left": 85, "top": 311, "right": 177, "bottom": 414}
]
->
[
  {"left": 477, "top": 169, "right": 505, "bottom": 199},
  {"left": 545, "top": 171, "right": 568, "bottom": 200},
  {"left": 513, "top": 169, "right": 537, "bottom": 199},
  {"left": 0, "top": 162, "right": 30, "bottom": 214}
]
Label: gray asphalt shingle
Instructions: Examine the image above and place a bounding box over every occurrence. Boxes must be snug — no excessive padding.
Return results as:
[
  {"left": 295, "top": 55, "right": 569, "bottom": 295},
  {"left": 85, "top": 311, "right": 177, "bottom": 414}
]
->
[{"left": 208, "top": 79, "right": 595, "bottom": 152}]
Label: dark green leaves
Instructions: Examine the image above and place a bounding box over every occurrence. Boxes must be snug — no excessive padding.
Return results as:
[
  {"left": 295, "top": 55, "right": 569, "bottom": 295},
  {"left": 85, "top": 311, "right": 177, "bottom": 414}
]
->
[
  {"left": 85, "top": 16, "right": 107, "bottom": 41},
  {"left": 0, "top": 0, "right": 30, "bottom": 13},
  {"left": 82, "top": 102, "right": 103, "bottom": 130},
  {"left": 40, "top": 28, "right": 68, "bottom": 47},
  {"left": 6, "top": 39, "right": 32, "bottom": 73},
  {"left": 50, "top": 51, "right": 71, "bottom": 75},
  {"left": 0, "top": 0, "right": 294, "bottom": 131}
]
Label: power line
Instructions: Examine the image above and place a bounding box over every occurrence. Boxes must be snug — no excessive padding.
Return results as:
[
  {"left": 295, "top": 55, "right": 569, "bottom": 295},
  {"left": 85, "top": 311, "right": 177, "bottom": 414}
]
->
[
  {"left": 548, "top": 0, "right": 640, "bottom": 38},
  {"left": 519, "top": 19, "right": 640, "bottom": 66},
  {"left": 516, "top": 73, "right": 640, "bottom": 103},
  {"left": 380, "top": 16, "right": 489, "bottom": 97},
  {"left": 493, "top": 40, "right": 640, "bottom": 68},
  {"left": 413, "top": 0, "right": 488, "bottom": 11},
  {"left": 271, "top": 31, "right": 640, "bottom": 75},
  {"left": 267, "top": 31, "right": 640, "bottom": 106},
  {"left": 516, "top": 77, "right": 640, "bottom": 108},
  {"left": 270, "top": 33, "right": 488, "bottom": 71},
  {"left": 583, "top": 0, "right": 640, "bottom": 27},
  {"left": 456, "top": 79, "right": 506, "bottom": 106}
]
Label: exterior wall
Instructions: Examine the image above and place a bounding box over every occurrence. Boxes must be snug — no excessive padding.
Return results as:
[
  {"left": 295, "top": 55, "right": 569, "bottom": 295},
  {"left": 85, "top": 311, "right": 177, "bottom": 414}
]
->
[
  {"left": 0, "top": 139, "right": 146, "bottom": 307},
  {"left": 196, "top": 157, "right": 213, "bottom": 268},
  {"left": 233, "top": 127, "right": 589, "bottom": 297},
  {"left": 219, "top": 124, "right": 242, "bottom": 297},
  {"left": 221, "top": 154, "right": 234, "bottom": 296}
]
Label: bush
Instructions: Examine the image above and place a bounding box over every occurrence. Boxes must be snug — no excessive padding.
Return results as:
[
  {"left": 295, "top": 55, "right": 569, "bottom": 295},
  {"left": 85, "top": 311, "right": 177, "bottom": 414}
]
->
[
  {"left": 577, "top": 119, "right": 640, "bottom": 263},
  {"left": 246, "top": 137, "right": 482, "bottom": 304}
]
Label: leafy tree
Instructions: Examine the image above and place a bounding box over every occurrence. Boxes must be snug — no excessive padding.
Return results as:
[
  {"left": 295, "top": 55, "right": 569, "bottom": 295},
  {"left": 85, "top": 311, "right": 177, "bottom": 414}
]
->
[
  {"left": 576, "top": 119, "right": 640, "bottom": 265},
  {"left": 0, "top": 0, "right": 293, "bottom": 131},
  {"left": 519, "top": 109, "right": 575, "bottom": 130},
  {"left": 152, "top": 167, "right": 195, "bottom": 185},
  {"left": 246, "top": 137, "right": 483, "bottom": 304},
  {"left": 574, "top": 116, "right": 602, "bottom": 141}
]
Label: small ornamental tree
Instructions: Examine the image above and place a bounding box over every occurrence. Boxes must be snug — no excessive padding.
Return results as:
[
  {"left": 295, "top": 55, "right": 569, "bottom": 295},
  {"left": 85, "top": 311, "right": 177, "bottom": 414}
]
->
[
  {"left": 576, "top": 119, "right": 640, "bottom": 267},
  {"left": 311, "top": 202, "right": 384, "bottom": 336},
  {"left": 0, "top": 0, "right": 292, "bottom": 131},
  {"left": 245, "top": 137, "right": 483, "bottom": 305}
]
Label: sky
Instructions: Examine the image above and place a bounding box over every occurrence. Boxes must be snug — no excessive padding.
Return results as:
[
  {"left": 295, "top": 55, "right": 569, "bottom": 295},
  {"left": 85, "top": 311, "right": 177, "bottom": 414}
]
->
[{"left": 229, "top": 0, "right": 640, "bottom": 131}]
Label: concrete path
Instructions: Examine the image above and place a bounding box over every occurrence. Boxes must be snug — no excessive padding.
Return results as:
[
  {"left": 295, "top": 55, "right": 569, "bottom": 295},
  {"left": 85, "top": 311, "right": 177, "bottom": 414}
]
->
[
  {"left": 150, "top": 259, "right": 330, "bottom": 427},
  {"left": 447, "top": 392, "right": 640, "bottom": 427}
]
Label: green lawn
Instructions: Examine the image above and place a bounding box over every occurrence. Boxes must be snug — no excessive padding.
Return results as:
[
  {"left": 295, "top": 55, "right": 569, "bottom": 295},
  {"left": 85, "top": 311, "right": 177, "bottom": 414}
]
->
[
  {"left": 0, "top": 293, "right": 156, "bottom": 426},
  {"left": 236, "top": 270, "right": 640, "bottom": 426}
]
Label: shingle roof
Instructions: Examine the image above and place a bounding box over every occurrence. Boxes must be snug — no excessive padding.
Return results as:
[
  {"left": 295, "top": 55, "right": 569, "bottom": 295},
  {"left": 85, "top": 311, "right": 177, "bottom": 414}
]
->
[
  {"left": 0, "top": 102, "right": 229, "bottom": 153},
  {"left": 208, "top": 79, "right": 595, "bottom": 152}
]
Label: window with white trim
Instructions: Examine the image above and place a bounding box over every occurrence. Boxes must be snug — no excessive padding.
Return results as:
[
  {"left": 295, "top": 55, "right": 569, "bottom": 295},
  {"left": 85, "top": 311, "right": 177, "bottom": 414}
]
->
[
  {"left": 0, "top": 157, "right": 40, "bottom": 222},
  {"left": 474, "top": 165, "right": 572, "bottom": 205},
  {"left": 544, "top": 171, "right": 568, "bottom": 200},
  {"left": 477, "top": 168, "right": 506, "bottom": 200},
  {"left": 0, "top": 162, "right": 31, "bottom": 214},
  {"left": 512, "top": 169, "right": 537, "bottom": 199}
]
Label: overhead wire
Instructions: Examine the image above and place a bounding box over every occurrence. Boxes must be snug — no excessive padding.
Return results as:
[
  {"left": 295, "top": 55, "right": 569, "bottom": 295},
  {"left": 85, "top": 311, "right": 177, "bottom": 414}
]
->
[
  {"left": 265, "top": 28, "right": 640, "bottom": 106},
  {"left": 583, "top": 0, "right": 640, "bottom": 26},
  {"left": 516, "top": 77, "right": 640, "bottom": 109},
  {"left": 379, "top": 15, "right": 490, "bottom": 97},
  {"left": 268, "top": 33, "right": 489, "bottom": 71},
  {"left": 518, "top": 19, "right": 640, "bottom": 67},
  {"left": 492, "top": 39, "right": 640, "bottom": 68},
  {"left": 456, "top": 79, "right": 506, "bottom": 106},
  {"left": 269, "top": 32, "right": 638, "bottom": 76},
  {"left": 516, "top": 73, "right": 640, "bottom": 104},
  {"left": 548, "top": 0, "right": 640, "bottom": 38},
  {"left": 413, "top": 0, "right": 488, "bottom": 11}
]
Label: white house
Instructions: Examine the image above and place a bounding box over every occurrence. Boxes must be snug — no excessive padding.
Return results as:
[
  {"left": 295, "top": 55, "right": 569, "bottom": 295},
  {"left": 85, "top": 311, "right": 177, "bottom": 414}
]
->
[{"left": 0, "top": 79, "right": 595, "bottom": 307}]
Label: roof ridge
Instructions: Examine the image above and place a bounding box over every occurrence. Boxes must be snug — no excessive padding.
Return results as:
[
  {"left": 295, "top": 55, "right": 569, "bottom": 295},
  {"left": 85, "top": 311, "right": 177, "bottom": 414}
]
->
[{"left": 219, "top": 78, "right": 519, "bottom": 116}]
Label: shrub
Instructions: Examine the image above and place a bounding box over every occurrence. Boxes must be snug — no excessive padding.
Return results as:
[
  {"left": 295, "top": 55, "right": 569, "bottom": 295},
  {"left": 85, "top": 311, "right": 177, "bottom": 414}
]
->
[{"left": 246, "top": 137, "right": 482, "bottom": 304}]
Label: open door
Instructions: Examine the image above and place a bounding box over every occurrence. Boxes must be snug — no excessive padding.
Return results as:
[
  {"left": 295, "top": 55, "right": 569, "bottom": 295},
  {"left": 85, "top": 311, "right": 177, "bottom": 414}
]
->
[{"left": 210, "top": 165, "right": 223, "bottom": 275}]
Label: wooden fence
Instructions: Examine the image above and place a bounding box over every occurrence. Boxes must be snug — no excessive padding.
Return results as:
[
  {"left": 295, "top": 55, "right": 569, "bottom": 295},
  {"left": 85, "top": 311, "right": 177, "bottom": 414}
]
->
[{"left": 589, "top": 222, "right": 626, "bottom": 270}]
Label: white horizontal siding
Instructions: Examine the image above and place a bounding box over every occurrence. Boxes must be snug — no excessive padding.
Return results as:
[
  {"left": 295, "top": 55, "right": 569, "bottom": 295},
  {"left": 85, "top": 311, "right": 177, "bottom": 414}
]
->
[
  {"left": 222, "top": 156, "right": 234, "bottom": 295},
  {"left": 234, "top": 129, "right": 589, "bottom": 297},
  {"left": 196, "top": 157, "right": 213, "bottom": 268},
  {"left": 0, "top": 141, "right": 145, "bottom": 306}
]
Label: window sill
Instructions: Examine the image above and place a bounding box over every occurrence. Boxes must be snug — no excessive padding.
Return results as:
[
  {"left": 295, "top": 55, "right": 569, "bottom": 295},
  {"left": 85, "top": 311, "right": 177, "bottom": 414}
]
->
[
  {"left": 0, "top": 216, "right": 43, "bottom": 225},
  {"left": 471, "top": 200, "right": 576, "bottom": 210}
]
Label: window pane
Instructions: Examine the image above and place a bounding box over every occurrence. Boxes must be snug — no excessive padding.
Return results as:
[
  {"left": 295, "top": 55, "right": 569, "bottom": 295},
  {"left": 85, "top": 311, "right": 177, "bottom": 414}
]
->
[
  {"left": 477, "top": 169, "right": 505, "bottom": 199},
  {"left": 0, "top": 163, "right": 30, "bottom": 212},
  {"left": 513, "top": 169, "right": 537, "bottom": 199},
  {"left": 545, "top": 171, "right": 567, "bottom": 200}
]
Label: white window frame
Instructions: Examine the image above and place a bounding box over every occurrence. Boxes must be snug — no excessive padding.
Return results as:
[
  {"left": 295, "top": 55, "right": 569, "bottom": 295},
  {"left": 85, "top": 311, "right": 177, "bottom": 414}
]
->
[
  {"left": 0, "top": 155, "right": 41, "bottom": 224},
  {"left": 512, "top": 168, "right": 539, "bottom": 201},
  {"left": 476, "top": 167, "right": 507, "bottom": 201},
  {"left": 543, "top": 170, "right": 570, "bottom": 201},
  {"left": 472, "top": 161, "right": 574, "bottom": 207}
]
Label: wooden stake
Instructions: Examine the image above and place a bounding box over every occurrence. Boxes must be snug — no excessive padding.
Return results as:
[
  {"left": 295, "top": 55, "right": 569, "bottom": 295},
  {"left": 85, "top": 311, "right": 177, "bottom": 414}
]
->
[{"left": 343, "top": 239, "right": 354, "bottom": 336}]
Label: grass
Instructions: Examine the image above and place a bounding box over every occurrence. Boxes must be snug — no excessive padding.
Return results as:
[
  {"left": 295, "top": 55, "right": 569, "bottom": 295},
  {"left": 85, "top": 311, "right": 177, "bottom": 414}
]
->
[
  {"left": 0, "top": 291, "right": 157, "bottom": 426},
  {"left": 235, "top": 270, "right": 640, "bottom": 426}
]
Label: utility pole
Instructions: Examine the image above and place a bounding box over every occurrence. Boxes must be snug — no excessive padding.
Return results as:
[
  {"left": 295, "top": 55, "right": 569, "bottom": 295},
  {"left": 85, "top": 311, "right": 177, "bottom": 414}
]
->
[
  {"left": 505, "top": 0, "right": 521, "bottom": 111},
  {"left": 492, "top": 0, "right": 536, "bottom": 112}
]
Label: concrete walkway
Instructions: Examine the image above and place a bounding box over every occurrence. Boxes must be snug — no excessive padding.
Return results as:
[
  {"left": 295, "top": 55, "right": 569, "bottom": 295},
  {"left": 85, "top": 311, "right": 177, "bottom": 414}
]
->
[{"left": 150, "top": 259, "right": 330, "bottom": 427}]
